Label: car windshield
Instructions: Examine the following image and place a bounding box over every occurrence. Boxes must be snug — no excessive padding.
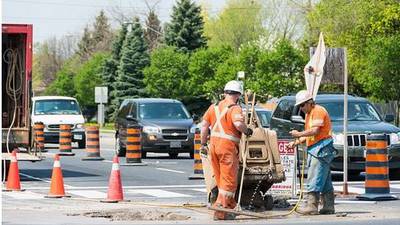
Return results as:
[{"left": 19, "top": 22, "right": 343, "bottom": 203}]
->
[
  {"left": 257, "top": 110, "right": 272, "bottom": 127},
  {"left": 139, "top": 103, "right": 190, "bottom": 120},
  {"left": 320, "top": 102, "right": 381, "bottom": 121},
  {"left": 34, "top": 99, "right": 81, "bottom": 115}
]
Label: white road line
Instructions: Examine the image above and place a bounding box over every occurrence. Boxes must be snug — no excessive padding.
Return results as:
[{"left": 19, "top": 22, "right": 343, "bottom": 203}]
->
[
  {"left": 20, "top": 173, "right": 51, "bottom": 183},
  {"left": 192, "top": 188, "right": 207, "bottom": 193},
  {"left": 19, "top": 172, "right": 74, "bottom": 188},
  {"left": 156, "top": 168, "right": 185, "bottom": 174},
  {"left": 68, "top": 190, "right": 107, "bottom": 199},
  {"left": 3, "top": 191, "right": 43, "bottom": 199},
  {"left": 127, "top": 189, "right": 191, "bottom": 198},
  {"left": 22, "top": 184, "right": 206, "bottom": 190}
]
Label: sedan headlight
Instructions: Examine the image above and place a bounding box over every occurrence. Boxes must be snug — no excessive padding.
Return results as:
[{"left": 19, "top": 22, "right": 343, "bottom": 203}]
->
[
  {"left": 389, "top": 133, "right": 400, "bottom": 145},
  {"left": 143, "top": 126, "right": 160, "bottom": 134},
  {"left": 333, "top": 133, "right": 344, "bottom": 145},
  {"left": 76, "top": 124, "right": 84, "bottom": 129}
]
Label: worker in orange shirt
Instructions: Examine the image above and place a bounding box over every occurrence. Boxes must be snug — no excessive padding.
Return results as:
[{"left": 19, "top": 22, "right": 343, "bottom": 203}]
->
[
  {"left": 288, "top": 90, "right": 337, "bottom": 215},
  {"left": 200, "top": 80, "right": 253, "bottom": 220}
]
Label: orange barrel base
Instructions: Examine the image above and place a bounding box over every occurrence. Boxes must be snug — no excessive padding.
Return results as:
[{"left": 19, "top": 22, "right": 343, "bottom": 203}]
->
[
  {"left": 82, "top": 126, "right": 104, "bottom": 161},
  {"left": 357, "top": 134, "right": 397, "bottom": 201},
  {"left": 189, "top": 131, "right": 204, "bottom": 180},
  {"left": 58, "top": 124, "right": 75, "bottom": 156},
  {"left": 121, "top": 126, "right": 147, "bottom": 166}
]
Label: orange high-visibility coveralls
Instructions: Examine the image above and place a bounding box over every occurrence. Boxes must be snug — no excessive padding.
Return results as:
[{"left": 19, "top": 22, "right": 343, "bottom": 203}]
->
[{"left": 203, "top": 98, "right": 244, "bottom": 219}]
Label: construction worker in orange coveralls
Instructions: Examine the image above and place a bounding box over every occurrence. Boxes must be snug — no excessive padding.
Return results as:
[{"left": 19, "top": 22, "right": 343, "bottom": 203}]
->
[{"left": 200, "top": 80, "right": 253, "bottom": 220}]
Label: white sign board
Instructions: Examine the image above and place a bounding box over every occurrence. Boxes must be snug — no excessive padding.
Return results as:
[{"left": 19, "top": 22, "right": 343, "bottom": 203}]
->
[
  {"left": 268, "top": 140, "right": 296, "bottom": 197},
  {"left": 95, "top": 86, "right": 108, "bottom": 103}
]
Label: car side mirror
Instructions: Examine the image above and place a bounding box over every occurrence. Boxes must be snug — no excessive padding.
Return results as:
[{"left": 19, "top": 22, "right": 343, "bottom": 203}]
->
[
  {"left": 291, "top": 115, "right": 305, "bottom": 124},
  {"left": 384, "top": 114, "right": 395, "bottom": 123},
  {"left": 192, "top": 114, "right": 200, "bottom": 122},
  {"left": 126, "top": 114, "right": 137, "bottom": 122}
]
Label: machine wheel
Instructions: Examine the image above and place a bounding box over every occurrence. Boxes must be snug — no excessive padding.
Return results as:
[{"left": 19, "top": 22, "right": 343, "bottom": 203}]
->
[
  {"left": 78, "top": 140, "right": 86, "bottom": 149},
  {"left": 263, "top": 195, "right": 274, "bottom": 210},
  {"left": 169, "top": 153, "right": 178, "bottom": 159},
  {"left": 116, "top": 135, "right": 126, "bottom": 157}
]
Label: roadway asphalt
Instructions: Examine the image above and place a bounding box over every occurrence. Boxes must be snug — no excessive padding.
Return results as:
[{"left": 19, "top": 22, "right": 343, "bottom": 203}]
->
[{"left": 3, "top": 131, "right": 400, "bottom": 224}]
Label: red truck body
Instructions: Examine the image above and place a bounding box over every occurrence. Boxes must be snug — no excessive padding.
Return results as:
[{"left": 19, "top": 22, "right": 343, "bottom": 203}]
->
[{"left": 2, "top": 24, "right": 36, "bottom": 159}]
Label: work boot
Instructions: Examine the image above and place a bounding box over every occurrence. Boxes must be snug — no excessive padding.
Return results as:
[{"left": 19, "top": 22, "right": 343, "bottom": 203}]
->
[
  {"left": 319, "top": 191, "right": 335, "bottom": 214},
  {"left": 296, "top": 192, "right": 319, "bottom": 215}
]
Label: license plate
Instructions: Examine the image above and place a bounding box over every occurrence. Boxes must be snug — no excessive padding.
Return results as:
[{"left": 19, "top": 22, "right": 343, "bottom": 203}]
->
[
  {"left": 170, "top": 141, "right": 181, "bottom": 148},
  {"left": 74, "top": 134, "right": 83, "bottom": 140}
]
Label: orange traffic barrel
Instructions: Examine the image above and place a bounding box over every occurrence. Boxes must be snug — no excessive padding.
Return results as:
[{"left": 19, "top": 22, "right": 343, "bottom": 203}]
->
[
  {"left": 82, "top": 125, "right": 104, "bottom": 161},
  {"left": 189, "top": 130, "right": 204, "bottom": 179},
  {"left": 34, "top": 122, "right": 45, "bottom": 153},
  {"left": 121, "top": 125, "right": 147, "bottom": 166},
  {"left": 59, "top": 124, "right": 75, "bottom": 156},
  {"left": 357, "top": 134, "right": 397, "bottom": 201}
]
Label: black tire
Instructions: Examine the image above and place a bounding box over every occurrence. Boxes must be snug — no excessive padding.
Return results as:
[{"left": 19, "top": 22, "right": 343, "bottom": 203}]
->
[
  {"left": 116, "top": 135, "right": 126, "bottom": 157},
  {"left": 263, "top": 195, "right": 274, "bottom": 210},
  {"left": 169, "top": 153, "right": 178, "bottom": 159},
  {"left": 142, "top": 151, "right": 147, "bottom": 159},
  {"left": 78, "top": 140, "right": 86, "bottom": 149}
]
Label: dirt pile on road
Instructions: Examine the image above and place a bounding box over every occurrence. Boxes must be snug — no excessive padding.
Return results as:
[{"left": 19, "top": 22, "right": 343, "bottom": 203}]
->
[{"left": 81, "top": 209, "right": 190, "bottom": 221}]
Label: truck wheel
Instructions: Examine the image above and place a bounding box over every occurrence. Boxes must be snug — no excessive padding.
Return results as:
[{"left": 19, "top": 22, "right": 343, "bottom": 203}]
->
[
  {"left": 190, "top": 151, "right": 194, "bottom": 159},
  {"left": 116, "top": 135, "right": 126, "bottom": 157},
  {"left": 78, "top": 140, "right": 86, "bottom": 149},
  {"left": 169, "top": 153, "right": 178, "bottom": 159},
  {"left": 142, "top": 151, "right": 147, "bottom": 159}
]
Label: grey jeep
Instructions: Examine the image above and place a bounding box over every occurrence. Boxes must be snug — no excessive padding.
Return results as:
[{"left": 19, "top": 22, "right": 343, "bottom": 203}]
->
[{"left": 269, "top": 94, "right": 400, "bottom": 174}]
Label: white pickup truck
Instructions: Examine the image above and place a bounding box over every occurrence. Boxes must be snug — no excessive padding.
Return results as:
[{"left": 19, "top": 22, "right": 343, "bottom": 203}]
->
[{"left": 31, "top": 96, "right": 86, "bottom": 148}]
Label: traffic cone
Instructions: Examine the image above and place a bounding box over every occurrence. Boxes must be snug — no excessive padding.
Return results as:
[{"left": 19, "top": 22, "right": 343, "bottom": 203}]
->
[
  {"left": 45, "top": 154, "right": 70, "bottom": 198},
  {"left": 101, "top": 155, "right": 125, "bottom": 203},
  {"left": 5, "top": 150, "right": 24, "bottom": 191}
]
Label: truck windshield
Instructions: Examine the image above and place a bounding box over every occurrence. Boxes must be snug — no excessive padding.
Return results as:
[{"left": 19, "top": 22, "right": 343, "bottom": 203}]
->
[
  {"left": 139, "top": 103, "right": 190, "bottom": 120},
  {"left": 34, "top": 100, "right": 81, "bottom": 115},
  {"left": 320, "top": 102, "right": 381, "bottom": 122}
]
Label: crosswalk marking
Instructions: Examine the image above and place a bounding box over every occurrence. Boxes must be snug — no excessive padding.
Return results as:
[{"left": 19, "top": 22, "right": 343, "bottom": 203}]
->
[
  {"left": 68, "top": 190, "right": 106, "bottom": 199},
  {"left": 127, "top": 189, "right": 191, "bottom": 198},
  {"left": 3, "top": 191, "right": 43, "bottom": 199},
  {"left": 192, "top": 188, "right": 207, "bottom": 193}
]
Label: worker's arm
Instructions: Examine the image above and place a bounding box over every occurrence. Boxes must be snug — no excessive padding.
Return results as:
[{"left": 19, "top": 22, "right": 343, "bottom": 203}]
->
[
  {"left": 287, "top": 126, "right": 320, "bottom": 148},
  {"left": 200, "top": 120, "right": 210, "bottom": 146}
]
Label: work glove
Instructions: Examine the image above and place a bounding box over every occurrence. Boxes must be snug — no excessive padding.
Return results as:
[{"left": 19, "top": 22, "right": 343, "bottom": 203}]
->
[
  {"left": 244, "top": 128, "right": 253, "bottom": 137},
  {"left": 199, "top": 144, "right": 209, "bottom": 157}
]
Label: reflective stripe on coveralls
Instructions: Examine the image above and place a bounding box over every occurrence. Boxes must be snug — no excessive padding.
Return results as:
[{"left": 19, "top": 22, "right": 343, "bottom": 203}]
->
[{"left": 210, "top": 105, "right": 240, "bottom": 143}]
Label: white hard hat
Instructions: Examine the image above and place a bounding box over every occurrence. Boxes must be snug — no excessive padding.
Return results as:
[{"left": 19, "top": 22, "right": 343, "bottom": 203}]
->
[
  {"left": 224, "top": 80, "right": 243, "bottom": 95},
  {"left": 295, "top": 90, "right": 313, "bottom": 106}
]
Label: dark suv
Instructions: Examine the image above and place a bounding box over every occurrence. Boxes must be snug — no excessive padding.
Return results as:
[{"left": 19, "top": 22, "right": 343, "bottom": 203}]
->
[
  {"left": 115, "top": 98, "right": 196, "bottom": 159},
  {"left": 269, "top": 94, "right": 400, "bottom": 174}
]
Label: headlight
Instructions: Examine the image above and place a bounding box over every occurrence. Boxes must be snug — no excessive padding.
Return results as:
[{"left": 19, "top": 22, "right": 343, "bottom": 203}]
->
[
  {"left": 76, "top": 124, "right": 84, "bottom": 129},
  {"left": 190, "top": 125, "right": 198, "bottom": 133},
  {"left": 333, "top": 133, "right": 344, "bottom": 145},
  {"left": 143, "top": 126, "right": 160, "bottom": 134},
  {"left": 389, "top": 133, "right": 400, "bottom": 145}
]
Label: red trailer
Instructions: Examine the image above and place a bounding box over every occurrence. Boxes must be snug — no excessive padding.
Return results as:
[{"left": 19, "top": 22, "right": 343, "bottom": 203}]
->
[{"left": 2, "top": 24, "right": 40, "bottom": 166}]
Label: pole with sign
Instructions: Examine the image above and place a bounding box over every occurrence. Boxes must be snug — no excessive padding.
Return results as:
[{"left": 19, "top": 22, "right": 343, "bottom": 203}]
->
[{"left": 95, "top": 87, "right": 108, "bottom": 127}]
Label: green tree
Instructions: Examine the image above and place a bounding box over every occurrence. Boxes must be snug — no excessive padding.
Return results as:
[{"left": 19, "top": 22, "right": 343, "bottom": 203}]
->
[
  {"left": 112, "top": 18, "right": 149, "bottom": 118},
  {"left": 143, "top": 46, "right": 190, "bottom": 99},
  {"left": 101, "top": 24, "right": 128, "bottom": 120},
  {"left": 74, "top": 53, "right": 108, "bottom": 109},
  {"left": 77, "top": 26, "right": 94, "bottom": 61},
  {"left": 165, "top": 0, "right": 207, "bottom": 52},
  {"left": 45, "top": 56, "right": 80, "bottom": 97},
  {"left": 204, "top": 0, "right": 266, "bottom": 51},
  {"left": 92, "top": 10, "right": 113, "bottom": 53},
  {"left": 144, "top": 9, "right": 163, "bottom": 52},
  {"left": 188, "top": 46, "right": 234, "bottom": 98}
]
